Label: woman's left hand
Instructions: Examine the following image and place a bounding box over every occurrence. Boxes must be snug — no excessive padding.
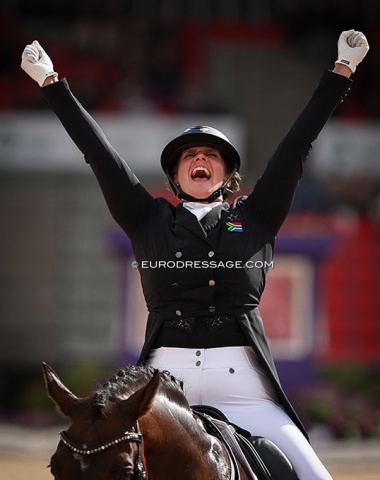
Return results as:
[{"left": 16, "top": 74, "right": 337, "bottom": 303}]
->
[{"left": 335, "top": 29, "right": 369, "bottom": 74}]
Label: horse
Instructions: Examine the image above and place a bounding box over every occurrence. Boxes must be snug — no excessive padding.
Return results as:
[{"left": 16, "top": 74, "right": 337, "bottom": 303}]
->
[{"left": 43, "top": 362, "right": 298, "bottom": 480}]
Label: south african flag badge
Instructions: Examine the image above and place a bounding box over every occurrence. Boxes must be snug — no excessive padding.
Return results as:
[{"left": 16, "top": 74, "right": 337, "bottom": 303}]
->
[{"left": 226, "top": 221, "right": 243, "bottom": 232}]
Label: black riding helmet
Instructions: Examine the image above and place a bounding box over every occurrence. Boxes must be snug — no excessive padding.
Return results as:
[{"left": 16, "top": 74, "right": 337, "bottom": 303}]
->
[{"left": 160, "top": 126, "right": 241, "bottom": 203}]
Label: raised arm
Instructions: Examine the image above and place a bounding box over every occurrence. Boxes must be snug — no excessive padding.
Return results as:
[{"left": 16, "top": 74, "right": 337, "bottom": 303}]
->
[
  {"left": 247, "top": 29, "right": 369, "bottom": 235},
  {"left": 21, "top": 41, "right": 156, "bottom": 235}
]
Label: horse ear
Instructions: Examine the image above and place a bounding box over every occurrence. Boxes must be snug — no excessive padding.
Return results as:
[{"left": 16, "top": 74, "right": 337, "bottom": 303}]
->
[
  {"left": 123, "top": 369, "right": 161, "bottom": 420},
  {"left": 42, "top": 362, "right": 80, "bottom": 418}
]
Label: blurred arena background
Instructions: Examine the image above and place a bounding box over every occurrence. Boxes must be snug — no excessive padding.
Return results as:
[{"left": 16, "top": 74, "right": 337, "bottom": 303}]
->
[{"left": 0, "top": 0, "right": 379, "bottom": 475}]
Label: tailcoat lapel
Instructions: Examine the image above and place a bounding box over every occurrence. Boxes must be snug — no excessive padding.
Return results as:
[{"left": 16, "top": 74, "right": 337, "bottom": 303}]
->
[
  {"left": 174, "top": 203, "right": 228, "bottom": 243},
  {"left": 173, "top": 204, "right": 209, "bottom": 241},
  {"left": 173, "top": 202, "right": 228, "bottom": 242},
  {"left": 201, "top": 202, "right": 229, "bottom": 232}
]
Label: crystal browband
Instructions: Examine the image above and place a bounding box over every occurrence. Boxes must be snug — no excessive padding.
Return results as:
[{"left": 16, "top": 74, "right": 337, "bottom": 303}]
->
[
  {"left": 59, "top": 429, "right": 142, "bottom": 456},
  {"left": 164, "top": 315, "right": 235, "bottom": 333}
]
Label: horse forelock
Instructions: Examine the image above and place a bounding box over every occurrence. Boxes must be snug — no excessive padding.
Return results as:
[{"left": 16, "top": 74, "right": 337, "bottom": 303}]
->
[{"left": 88, "top": 365, "right": 187, "bottom": 421}]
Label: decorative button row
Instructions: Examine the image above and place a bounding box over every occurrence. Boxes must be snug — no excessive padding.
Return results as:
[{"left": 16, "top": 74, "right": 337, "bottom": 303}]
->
[
  {"left": 172, "top": 280, "right": 215, "bottom": 288},
  {"left": 192, "top": 350, "right": 235, "bottom": 373},
  {"left": 174, "top": 251, "right": 215, "bottom": 258},
  {"left": 195, "top": 350, "right": 202, "bottom": 367},
  {"left": 175, "top": 306, "right": 216, "bottom": 316}
]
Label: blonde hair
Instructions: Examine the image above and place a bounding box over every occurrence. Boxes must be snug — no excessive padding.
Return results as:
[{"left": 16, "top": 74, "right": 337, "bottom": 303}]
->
[{"left": 223, "top": 171, "right": 242, "bottom": 200}]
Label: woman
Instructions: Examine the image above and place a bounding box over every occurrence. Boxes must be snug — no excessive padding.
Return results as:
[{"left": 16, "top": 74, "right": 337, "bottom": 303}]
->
[{"left": 21, "top": 29, "right": 368, "bottom": 479}]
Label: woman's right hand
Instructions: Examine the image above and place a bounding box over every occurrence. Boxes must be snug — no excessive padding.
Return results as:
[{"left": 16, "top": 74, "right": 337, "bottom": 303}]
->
[{"left": 21, "top": 40, "right": 58, "bottom": 87}]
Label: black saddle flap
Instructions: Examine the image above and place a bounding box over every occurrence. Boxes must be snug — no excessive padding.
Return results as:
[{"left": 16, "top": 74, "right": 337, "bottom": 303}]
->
[
  {"left": 192, "top": 404, "right": 252, "bottom": 437},
  {"left": 191, "top": 405, "right": 299, "bottom": 480}
]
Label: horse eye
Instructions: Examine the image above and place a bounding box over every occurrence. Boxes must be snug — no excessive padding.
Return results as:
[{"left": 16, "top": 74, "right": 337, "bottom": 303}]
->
[{"left": 118, "top": 466, "right": 134, "bottom": 479}]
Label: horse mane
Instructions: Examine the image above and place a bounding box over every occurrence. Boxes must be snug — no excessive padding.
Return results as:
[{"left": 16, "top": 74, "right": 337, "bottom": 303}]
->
[{"left": 89, "top": 364, "right": 186, "bottom": 421}]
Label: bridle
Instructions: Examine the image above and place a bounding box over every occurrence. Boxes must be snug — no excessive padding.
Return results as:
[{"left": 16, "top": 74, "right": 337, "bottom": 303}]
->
[
  {"left": 59, "top": 422, "right": 146, "bottom": 479},
  {"left": 58, "top": 416, "right": 239, "bottom": 480}
]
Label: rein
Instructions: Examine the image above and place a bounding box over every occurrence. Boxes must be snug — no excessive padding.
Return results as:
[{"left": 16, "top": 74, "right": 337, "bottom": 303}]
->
[{"left": 59, "top": 423, "right": 146, "bottom": 479}]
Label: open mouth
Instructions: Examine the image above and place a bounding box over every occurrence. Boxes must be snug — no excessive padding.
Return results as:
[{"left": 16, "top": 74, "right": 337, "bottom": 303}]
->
[{"left": 191, "top": 166, "right": 211, "bottom": 180}]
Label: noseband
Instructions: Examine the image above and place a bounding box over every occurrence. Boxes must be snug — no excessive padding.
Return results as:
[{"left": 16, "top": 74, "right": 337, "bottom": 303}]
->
[{"left": 59, "top": 423, "right": 146, "bottom": 479}]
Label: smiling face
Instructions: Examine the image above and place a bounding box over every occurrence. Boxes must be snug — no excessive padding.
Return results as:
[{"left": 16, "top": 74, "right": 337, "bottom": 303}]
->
[{"left": 173, "top": 146, "right": 229, "bottom": 202}]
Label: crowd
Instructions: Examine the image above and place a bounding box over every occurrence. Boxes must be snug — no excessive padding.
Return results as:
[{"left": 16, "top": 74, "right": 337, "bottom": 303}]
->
[{"left": 0, "top": 1, "right": 378, "bottom": 118}]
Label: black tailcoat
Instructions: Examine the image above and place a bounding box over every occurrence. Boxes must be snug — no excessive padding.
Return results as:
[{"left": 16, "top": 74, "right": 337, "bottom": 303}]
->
[{"left": 42, "top": 71, "right": 352, "bottom": 438}]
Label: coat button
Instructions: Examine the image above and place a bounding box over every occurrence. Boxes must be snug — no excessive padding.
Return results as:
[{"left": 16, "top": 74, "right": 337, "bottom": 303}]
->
[
  {"left": 196, "top": 361, "right": 201, "bottom": 367},
  {"left": 208, "top": 251, "right": 215, "bottom": 257},
  {"left": 175, "top": 251, "right": 182, "bottom": 258},
  {"left": 208, "top": 305, "right": 216, "bottom": 313},
  {"left": 196, "top": 350, "right": 201, "bottom": 356},
  {"left": 175, "top": 310, "right": 182, "bottom": 316},
  {"left": 209, "top": 279, "right": 215, "bottom": 286}
]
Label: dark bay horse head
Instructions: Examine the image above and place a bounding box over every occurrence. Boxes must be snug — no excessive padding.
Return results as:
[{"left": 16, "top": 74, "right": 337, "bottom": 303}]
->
[{"left": 43, "top": 362, "right": 243, "bottom": 480}]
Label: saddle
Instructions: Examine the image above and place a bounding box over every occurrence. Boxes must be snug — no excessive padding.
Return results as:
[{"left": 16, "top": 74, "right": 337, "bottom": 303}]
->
[{"left": 192, "top": 405, "right": 299, "bottom": 480}]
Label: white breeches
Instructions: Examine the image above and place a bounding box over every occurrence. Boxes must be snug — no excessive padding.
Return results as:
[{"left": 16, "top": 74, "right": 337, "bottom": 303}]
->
[{"left": 147, "top": 346, "right": 332, "bottom": 480}]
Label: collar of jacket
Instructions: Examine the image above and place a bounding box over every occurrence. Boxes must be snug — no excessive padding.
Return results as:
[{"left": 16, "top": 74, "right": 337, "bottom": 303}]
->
[
  {"left": 174, "top": 202, "right": 229, "bottom": 239},
  {"left": 200, "top": 202, "right": 229, "bottom": 231}
]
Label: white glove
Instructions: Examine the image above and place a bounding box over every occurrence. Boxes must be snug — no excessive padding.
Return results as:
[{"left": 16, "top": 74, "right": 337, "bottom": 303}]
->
[
  {"left": 335, "top": 29, "right": 369, "bottom": 73},
  {"left": 21, "top": 40, "right": 58, "bottom": 86}
]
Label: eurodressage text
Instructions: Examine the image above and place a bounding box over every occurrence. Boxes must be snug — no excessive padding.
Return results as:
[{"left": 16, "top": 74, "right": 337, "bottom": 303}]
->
[{"left": 131, "top": 260, "right": 274, "bottom": 269}]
